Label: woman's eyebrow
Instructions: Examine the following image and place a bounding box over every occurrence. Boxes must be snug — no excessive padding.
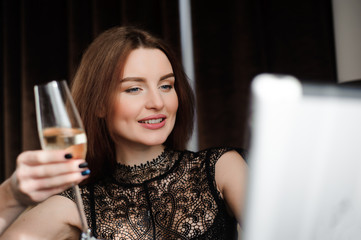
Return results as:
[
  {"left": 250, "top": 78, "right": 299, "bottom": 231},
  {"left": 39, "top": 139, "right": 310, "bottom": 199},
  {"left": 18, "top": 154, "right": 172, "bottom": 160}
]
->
[
  {"left": 160, "top": 73, "right": 175, "bottom": 81},
  {"left": 120, "top": 77, "right": 145, "bottom": 83},
  {"left": 120, "top": 73, "right": 174, "bottom": 83}
]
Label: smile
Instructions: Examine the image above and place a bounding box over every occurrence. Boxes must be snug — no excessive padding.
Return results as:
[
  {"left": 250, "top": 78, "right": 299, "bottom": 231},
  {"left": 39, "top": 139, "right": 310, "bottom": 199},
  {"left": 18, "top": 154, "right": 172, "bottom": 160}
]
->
[
  {"left": 139, "top": 118, "right": 165, "bottom": 124},
  {"left": 138, "top": 116, "right": 167, "bottom": 130}
]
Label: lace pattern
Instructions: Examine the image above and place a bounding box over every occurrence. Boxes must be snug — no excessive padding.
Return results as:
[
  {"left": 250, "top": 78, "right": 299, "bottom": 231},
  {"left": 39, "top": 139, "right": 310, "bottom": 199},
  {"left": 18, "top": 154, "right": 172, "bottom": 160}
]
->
[
  {"left": 60, "top": 147, "right": 238, "bottom": 240},
  {"left": 113, "top": 148, "right": 176, "bottom": 184}
]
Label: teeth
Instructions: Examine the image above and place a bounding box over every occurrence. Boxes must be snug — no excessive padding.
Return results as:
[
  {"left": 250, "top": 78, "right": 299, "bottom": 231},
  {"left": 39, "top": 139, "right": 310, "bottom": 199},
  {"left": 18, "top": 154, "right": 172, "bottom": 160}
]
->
[{"left": 140, "top": 118, "right": 163, "bottom": 124}]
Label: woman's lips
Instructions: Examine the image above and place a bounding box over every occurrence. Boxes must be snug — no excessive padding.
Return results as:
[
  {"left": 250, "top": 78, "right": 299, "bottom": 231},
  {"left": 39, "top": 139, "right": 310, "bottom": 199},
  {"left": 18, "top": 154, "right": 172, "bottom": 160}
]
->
[{"left": 138, "top": 115, "right": 166, "bottom": 130}]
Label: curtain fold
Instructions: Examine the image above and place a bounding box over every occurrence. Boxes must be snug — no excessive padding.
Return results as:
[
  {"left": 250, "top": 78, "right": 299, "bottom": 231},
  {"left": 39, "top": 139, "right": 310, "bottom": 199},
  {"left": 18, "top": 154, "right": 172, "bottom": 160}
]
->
[
  {"left": 1, "top": 0, "right": 336, "bottom": 181},
  {"left": 2, "top": 0, "right": 23, "bottom": 179}
]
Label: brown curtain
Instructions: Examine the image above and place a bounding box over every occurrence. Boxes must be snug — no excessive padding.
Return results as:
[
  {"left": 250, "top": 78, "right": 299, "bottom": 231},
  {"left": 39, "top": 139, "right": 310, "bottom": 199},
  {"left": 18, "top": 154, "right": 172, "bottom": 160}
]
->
[
  {"left": 0, "top": 0, "right": 182, "bottom": 181},
  {"left": 1, "top": 0, "right": 336, "bottom": 181},
  {"left": 192, "top": 0, "right": 336, "bottom": 150}
]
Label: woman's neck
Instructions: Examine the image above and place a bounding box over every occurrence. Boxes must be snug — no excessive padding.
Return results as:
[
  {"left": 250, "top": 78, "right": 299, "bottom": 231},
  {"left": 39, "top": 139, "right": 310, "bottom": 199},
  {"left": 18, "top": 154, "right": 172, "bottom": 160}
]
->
[{"left": 115, "top": 144, "right": 165, "bottom": 166}]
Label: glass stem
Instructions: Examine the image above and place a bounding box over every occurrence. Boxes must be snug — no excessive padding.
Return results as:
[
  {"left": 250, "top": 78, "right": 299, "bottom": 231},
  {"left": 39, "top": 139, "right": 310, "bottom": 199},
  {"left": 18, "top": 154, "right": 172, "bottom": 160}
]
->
[{"left": 72, "top": 184, "right": 90, "bottom": 234}]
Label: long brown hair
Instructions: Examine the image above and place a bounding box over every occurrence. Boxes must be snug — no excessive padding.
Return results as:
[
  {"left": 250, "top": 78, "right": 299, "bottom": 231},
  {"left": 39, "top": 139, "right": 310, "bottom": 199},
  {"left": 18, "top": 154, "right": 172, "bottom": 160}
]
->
[{"left": 71, "top": 26, "right": 195, "bottom": 182}]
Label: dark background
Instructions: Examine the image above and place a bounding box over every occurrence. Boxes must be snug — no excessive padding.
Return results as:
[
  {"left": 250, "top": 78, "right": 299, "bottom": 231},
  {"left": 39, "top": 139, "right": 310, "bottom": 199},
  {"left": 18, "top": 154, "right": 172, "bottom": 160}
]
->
[{"left": 1, "top": 0, "right": 337, "bottom": 181}]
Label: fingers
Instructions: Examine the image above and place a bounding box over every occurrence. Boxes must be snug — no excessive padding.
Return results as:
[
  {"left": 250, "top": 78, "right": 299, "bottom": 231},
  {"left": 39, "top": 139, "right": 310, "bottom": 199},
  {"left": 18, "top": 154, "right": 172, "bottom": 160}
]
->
[
  {"left": 13, "top": 170, "right": 89, "bottom": 205},
  {"left": 19, "top": 171, "right": 88, "bottom": 193},
  {"left": 29, "top": 185, "right": 73, "bottom": 202},
  {"left": 17, "top": 150, "right": 75, "bottom": 165},
  {"left": 19, "top": 159, "right": 87, "bottom": 179},
  {"left": 11, "top": 176, "right": 82, "bottom": 205},
  {"left": 11, "top": 150, "right": 91, "bottom": 205},
  {"left": 21, "top": 174, "right": 88, "bottom": 203}
]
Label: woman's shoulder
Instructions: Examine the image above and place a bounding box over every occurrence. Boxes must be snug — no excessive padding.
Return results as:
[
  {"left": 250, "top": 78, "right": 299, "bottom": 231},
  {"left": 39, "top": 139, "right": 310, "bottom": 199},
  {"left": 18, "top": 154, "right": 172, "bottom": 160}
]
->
[
  {"left": 33, "top": 195, "right": 80, "bottom": 227},
  {"left": 182, "top": 146, "right": 247, "bottom": 162},
  {"left": 172, "top": 147, "right": 246, "bottom": 171},
  {"left": 1, "top": 195, "right": 80, "bottom": 239}
]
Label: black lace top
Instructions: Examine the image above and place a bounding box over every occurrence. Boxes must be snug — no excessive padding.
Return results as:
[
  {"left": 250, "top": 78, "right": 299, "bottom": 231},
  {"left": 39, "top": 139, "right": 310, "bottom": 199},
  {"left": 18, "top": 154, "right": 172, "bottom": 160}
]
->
[{"left": 60, "top": 147, "right": 240, "bottom": 240}]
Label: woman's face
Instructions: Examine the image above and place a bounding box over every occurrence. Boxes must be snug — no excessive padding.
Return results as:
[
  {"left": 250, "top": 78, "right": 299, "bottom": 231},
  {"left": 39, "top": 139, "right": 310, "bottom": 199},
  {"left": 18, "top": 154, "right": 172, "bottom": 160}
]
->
[{"left": 109, "top": 48, "right": 178, "bottom": 148}]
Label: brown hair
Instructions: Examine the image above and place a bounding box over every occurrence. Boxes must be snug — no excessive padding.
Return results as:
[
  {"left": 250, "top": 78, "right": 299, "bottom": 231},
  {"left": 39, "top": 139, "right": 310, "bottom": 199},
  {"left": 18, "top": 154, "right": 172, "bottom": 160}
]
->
[{"left": 71, "top": 26, "right": 195, "bottom": 182}]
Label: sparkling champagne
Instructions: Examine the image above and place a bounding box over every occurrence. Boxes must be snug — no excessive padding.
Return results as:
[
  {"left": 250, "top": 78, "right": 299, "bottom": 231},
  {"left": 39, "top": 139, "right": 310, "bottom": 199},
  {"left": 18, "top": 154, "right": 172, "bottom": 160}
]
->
[{"left": 42, "top": 127, "right": 87, "bottom": 158}]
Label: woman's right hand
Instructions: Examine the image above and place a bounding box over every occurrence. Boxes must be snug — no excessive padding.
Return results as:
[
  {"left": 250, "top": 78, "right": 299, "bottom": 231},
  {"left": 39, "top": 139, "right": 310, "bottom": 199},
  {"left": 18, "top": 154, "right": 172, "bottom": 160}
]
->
[{"left": 10, "top": 150, "right": 90, "bottom": 206}]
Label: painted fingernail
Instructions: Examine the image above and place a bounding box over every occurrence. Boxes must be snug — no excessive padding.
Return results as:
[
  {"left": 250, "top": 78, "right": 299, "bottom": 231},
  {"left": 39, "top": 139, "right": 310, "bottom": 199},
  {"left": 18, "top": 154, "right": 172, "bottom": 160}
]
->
[
  {"left": 81, "top": 169, "right": 91, "bottom": 176},
  {"left": 79, "top": 162, "right": 88, "bottom": 168},
  {"left": 65, "top": 153, "right": 73, "bottom": 159}
]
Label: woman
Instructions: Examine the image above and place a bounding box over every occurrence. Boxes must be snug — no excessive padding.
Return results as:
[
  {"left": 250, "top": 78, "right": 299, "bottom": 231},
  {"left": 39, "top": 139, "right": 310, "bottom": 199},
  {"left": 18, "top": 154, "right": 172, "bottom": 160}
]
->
[{"left": 1, "top": 26, "right": 247, "bottom": 239}]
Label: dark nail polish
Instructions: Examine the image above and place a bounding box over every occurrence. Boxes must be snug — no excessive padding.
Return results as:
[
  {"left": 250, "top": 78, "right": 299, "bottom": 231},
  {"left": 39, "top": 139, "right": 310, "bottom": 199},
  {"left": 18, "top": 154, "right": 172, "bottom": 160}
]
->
[
  {"left": 64, "top": 153, "right": 73, "bottom": 159},
  {"left": 79, "top": 162, "right": 88, "bottom": 168},
  {"left": 81, "top": 169, "right": 91, "bottom": 176}
]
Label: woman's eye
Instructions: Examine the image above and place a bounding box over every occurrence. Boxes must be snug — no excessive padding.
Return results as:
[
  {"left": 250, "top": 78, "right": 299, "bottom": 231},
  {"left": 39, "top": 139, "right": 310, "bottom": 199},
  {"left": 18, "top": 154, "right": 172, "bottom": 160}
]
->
[
  {"left": 160, "top": 85, "right": 173, "bottom": 91},
  {"left": 125, "top": 87, "right": 141, "bottom": 93}
]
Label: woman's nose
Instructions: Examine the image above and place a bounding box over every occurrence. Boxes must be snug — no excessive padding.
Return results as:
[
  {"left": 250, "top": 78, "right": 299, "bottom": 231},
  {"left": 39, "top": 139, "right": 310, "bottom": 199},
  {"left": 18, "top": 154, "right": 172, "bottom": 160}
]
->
[{"left": 145, "top": 89, "right": 164, "bottom": 110}]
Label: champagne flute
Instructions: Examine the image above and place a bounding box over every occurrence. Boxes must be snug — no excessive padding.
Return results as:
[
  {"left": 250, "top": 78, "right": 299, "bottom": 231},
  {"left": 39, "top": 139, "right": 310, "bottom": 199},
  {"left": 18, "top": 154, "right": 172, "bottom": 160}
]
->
[{"left": 34, "top": 80, "right": 96, "bottom": 239}]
